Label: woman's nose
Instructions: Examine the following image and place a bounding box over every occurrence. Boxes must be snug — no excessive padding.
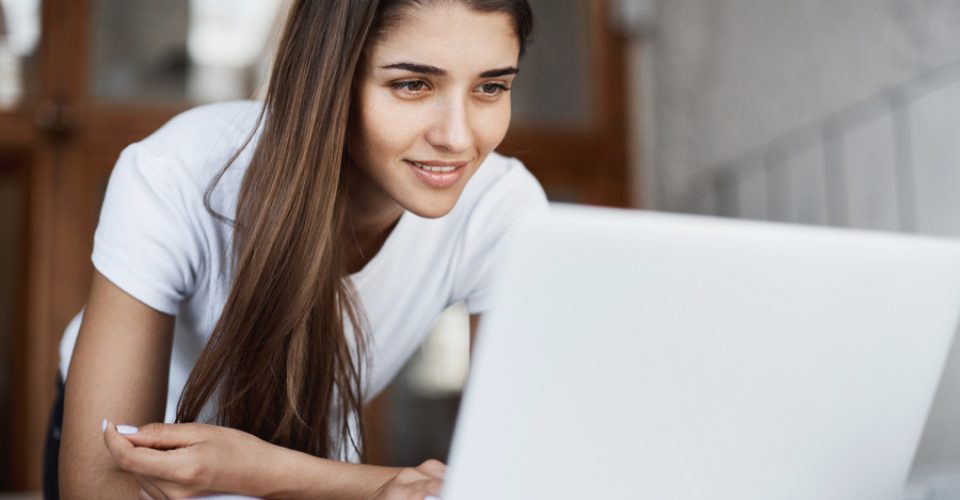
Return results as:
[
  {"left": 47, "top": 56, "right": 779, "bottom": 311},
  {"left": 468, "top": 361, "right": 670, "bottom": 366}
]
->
[{"left": 425, "top": 98, "right": 472, "bottom": 154}]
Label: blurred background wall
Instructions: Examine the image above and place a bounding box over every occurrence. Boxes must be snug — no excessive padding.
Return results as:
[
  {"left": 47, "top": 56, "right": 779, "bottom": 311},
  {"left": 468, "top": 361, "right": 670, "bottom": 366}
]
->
[{"left": 638, "top": 0, "right": 960, "bottom": 218}]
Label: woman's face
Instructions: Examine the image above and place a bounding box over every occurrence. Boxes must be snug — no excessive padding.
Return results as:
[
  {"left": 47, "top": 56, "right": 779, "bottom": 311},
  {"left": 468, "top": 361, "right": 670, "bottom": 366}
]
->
[{"left": 351, "top": 2, "right": 520, "bottom": 219}]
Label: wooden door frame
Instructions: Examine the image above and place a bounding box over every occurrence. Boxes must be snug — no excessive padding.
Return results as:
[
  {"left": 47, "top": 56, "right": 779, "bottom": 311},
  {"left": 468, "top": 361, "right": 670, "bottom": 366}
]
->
[
  {"left": 500, "top": 0, "right": 632, "bottom": 207},
  {"left": 9, "top": 0, "right": 222, "bottom": 487},
  {"left": 7, "top": 0, "right": 84, "bottom": 489}
]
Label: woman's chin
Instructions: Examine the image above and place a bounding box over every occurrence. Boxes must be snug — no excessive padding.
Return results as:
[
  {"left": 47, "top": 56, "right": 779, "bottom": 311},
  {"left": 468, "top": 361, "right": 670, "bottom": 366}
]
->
[{"left": 404, "top": 198, "right": 459, "bottom": 219}]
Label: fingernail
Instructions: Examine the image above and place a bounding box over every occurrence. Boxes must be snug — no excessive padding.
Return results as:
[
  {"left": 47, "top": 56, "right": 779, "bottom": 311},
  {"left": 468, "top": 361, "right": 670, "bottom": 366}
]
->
[
  {"left": 101, "top": 418, "right": 107, "bottom": 432},
  {"left": 117, "top": 424, "right": 139, "bottom": 435}
]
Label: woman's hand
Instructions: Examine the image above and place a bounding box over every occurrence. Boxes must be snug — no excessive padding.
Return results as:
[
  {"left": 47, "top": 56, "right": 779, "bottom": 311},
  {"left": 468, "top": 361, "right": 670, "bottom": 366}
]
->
[
  {"left": 368, "top": 459, "right": 446, "bottom": 500},
  {"left": 102, "top": 419, "right": 282, "bottom": 499}
]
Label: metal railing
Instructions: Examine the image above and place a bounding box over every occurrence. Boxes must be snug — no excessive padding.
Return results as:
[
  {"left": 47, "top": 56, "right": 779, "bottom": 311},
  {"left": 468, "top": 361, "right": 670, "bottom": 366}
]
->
[{"left": 682, "top": 58, "right": 960, "bottom": 234}]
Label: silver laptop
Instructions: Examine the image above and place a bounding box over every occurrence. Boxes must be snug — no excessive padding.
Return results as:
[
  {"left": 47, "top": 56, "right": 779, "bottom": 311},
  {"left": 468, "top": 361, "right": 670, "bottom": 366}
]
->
[{"left": 442, "top": 205, "right": 960, "bottom": 500}]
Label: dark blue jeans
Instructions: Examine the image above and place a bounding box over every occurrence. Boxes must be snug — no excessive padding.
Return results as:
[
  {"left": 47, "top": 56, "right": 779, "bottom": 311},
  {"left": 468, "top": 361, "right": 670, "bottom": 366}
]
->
[{"left": 42, "top": 376, "right": 64, "bottom": 500}]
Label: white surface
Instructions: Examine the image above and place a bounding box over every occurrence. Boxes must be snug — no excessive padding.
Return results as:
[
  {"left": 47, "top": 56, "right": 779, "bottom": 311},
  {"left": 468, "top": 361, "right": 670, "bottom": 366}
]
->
[{"left": 444, "top": 205, "right": 960, "bottom": 500}]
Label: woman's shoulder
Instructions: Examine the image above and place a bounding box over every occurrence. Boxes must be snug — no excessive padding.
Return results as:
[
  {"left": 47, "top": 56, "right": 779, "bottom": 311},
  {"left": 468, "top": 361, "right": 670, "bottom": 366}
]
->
[
  {"left": 146, "top": 100, "right": 264, "bottom": 147},
  {"left": 117, "top": 101, "right": 264, "bottom": 195},
  {"left": 137, "top": 100, "right": 263, "bottom": 163}
]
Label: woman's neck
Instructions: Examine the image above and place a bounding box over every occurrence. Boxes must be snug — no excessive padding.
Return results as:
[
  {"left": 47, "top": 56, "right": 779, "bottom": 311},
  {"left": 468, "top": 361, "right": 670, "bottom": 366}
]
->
[{"left": 343, "top": 166, "right": 404, "bottom": 274}]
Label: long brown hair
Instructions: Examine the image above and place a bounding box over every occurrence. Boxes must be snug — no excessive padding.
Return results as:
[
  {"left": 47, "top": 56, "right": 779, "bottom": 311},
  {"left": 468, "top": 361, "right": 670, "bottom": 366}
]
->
[{"left": 177, "top": 0, "right": 534, "bottom": 459}]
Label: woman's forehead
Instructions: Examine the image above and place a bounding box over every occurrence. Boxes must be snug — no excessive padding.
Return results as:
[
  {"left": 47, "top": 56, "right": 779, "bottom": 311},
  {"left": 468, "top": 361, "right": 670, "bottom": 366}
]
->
[{"left": 368, "top": 3, "right": 519, "bottom": 73}]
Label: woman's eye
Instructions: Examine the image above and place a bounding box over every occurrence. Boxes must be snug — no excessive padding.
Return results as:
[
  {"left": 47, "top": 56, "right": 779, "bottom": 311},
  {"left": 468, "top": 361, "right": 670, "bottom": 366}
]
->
[
  {"left": 477, "top": 82, "right": 510, "bottom": 97},
  {"left": 391, "top": 80, "right": 430, "bottom": 94}
]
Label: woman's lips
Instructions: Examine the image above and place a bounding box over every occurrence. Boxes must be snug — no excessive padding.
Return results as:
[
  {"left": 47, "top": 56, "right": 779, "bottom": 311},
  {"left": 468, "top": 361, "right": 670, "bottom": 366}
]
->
[{"left": 404, "top": 160, "right": 468, "bottom": 188}]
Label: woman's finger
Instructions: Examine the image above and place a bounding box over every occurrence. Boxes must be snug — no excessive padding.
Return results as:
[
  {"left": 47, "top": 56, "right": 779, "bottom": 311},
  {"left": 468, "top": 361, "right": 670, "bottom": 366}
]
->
[
  {"left": 121, "top": 422, "right": 211, "bottom": 450},
  {"left": 387, "top": 479, "right": 443, "bottom": 500},
  {"left": 392, "top": 467, "right": 432, "bottom": 485},
  {"left": 136, "top": 480, "right": 165, "bottom": 500},
  {"left": 141, "top": 474, "right": 201, "bottom": 500},
  {"left": 415, "top": 460, "right": 447, "bottom": 480},
  {"left": 133, "top": 468, "right": 170, "bottom": 500},
  {"left": 372, "top": 465, "right": 445, "bottom": 500},
  {"left": 416, "top": 478, "right": 443, "bottom": 496},
  {"left": 102, "top": 420, "right": 188, "bottom": 479}
]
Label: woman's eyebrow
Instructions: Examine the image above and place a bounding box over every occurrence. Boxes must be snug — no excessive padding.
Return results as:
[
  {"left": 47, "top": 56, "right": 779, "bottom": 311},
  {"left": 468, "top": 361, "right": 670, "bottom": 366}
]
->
[
  {"left": 380, "top": 62, "right": 519, "bottom": 78},
  {"left": 479, "top": 67, "right": 519, "bottom": 78},
  {"left": 381, "top": 62, "right": 445, "bottom": 75}
]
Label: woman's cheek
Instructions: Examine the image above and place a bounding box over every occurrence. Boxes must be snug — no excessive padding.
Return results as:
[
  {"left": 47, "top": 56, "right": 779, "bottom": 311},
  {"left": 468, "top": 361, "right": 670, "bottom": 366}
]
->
[
  {"left": 363, "top": 94, "right": 415, "bottom": 153},
  {"left": 478, "top": 103, "right": 512, "bottom": 151}
]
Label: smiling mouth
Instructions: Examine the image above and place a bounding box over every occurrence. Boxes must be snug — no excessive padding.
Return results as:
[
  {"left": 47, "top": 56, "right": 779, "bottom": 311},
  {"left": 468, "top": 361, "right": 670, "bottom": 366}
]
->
[
  {"left": 405, "top": 160, "right": 469, "bottom": 172},
  {"left": 404, "top": 159, "right": 469, "bottom": 188}
]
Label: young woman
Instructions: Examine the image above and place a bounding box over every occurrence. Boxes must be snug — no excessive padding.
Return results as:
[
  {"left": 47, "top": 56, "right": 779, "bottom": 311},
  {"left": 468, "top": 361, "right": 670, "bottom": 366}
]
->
[{"left": 51, "top": 0, "right": 544, "bottom": 498}]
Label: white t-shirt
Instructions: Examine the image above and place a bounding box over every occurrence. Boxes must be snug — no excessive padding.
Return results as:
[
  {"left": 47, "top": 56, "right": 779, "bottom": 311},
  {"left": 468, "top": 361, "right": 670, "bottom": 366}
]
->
[{"left": 59, "top": 100, "right": 548, "bottom": 425}]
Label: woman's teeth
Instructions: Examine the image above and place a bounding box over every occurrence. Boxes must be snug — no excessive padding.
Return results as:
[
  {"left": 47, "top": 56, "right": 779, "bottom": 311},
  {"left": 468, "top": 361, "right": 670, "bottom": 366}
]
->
[{"left": 411, "top": 161, "right": 459, "bottom": 173}]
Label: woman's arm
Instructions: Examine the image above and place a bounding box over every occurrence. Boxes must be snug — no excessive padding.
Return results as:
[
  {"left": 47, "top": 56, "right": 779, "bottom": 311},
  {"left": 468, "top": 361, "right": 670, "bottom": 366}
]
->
[
  {"left": 64, "top": 270, "right": 449, "bottom": 499},
  {"left": 60, "top": 270, "right": 174, "bottom": 499},
  {"left": 100, "top": 420, "right": 401, "bottom": 499},
  {"left": 67, "top": 273, "right": 414, "bottom": 499},
  {"left": 102, "top": 420, "right": 444, "bottom": 499}
]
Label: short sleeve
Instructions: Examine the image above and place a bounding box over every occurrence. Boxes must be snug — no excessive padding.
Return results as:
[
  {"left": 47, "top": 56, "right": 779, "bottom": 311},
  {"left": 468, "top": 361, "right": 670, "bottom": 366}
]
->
[
  {"left": 452, "top": 160, "right": 549, "bottom": 315},
  {"left": 91, "top": 143, "right": 204, "bottom": 315}
]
